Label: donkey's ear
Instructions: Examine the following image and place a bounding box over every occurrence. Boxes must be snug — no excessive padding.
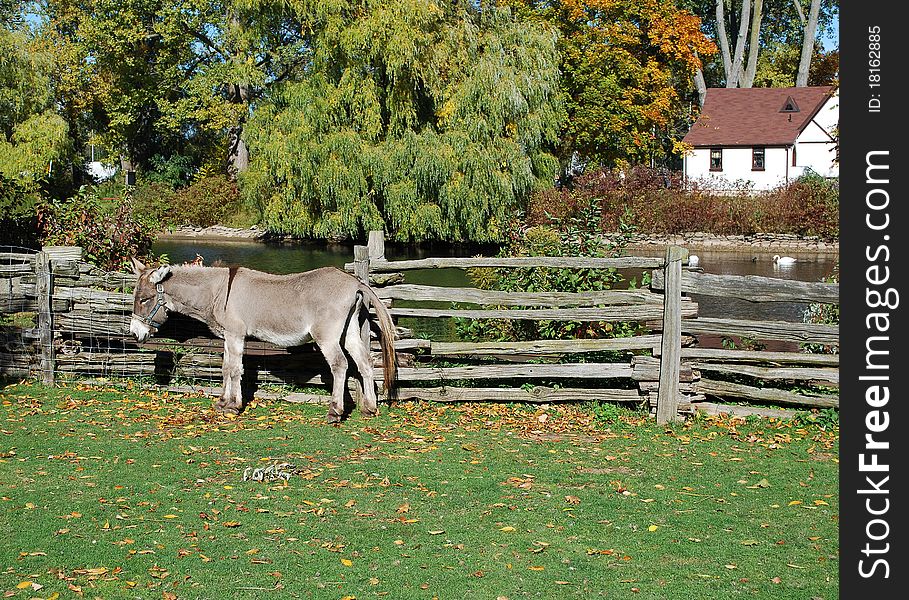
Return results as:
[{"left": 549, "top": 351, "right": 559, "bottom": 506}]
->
[
  {"left": 130, "top": 257, "right": 146, "bottom": 275},
  {"left": 149, "top": 265, "right": 172, "bottom": 284}
]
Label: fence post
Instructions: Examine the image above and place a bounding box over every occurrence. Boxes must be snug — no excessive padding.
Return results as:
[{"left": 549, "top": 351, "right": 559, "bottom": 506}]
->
[
  {"left": 35, "top": 251, "right": 55, "bottom": 386},
  {"left": 656, "top": 245, "right": 687, "bottom": 424},
  {"left": 367, "top": 230, "right": 385, "bottom": 262},
  {"left": 353, "top": 245, "right": 370, "bottom": 284}
]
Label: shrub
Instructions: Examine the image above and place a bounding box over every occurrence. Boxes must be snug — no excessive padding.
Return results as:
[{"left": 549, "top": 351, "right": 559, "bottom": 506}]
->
[
  {"left": 527, "top": 167, "right": 839, "bottom": 239},
  {"left": 131, "top": 180, "right": 179, "bottom": 226},
  {"left": 0, "top": 174, "right": 40, "bottom": 247},
  {"left": 36, "top": 186, "right": 158, "bottom": 270},
  {"left": 456, "top": 197, "right": 646, "bottom": 345},
  {"left": 168, "top": 174, "right": 241, "bottom": 227}
]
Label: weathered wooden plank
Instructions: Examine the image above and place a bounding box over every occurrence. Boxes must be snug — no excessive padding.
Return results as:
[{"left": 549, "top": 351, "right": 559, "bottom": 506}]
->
[
  {"left": 389, "top": 303, "right": 697, "bottom": 322},
  {"left": 632, "top": 355, "right": 694, "bottom": 382},
  {"left": 656, "top": 245, "right": 686, "bottom": 424},
  {"left": 375, "top": 284, "right": 664, "bottom": 307},
  {"left": 0, "top": 252, "right": 35, "bottom": 263},
  {"left": 651, "top": 270, "right": 839, "bottom": 304},
  {"left": 353, "top": 245, "right": 369, "bottom": 283},
  {"left": 45, "top": 286, "right": 133, "bottom": 307},
  {"left": 367, "top": 231, "right": 386, "bottom": 261},
  {"left": 349, "top": 255, "right": 665, "bottom": 273},
  {"left": 0, "top": 264, "right": 33, "bottom": 276},
  {"left": 42, "top": 246, "right": 83, "bottom": 261},
  {"left": 691, "top": 402, "right": 797, "bottom": 419},
  {"left": 36, "top": 252, "right": 54, "bottom": 385},
  {"left": 683, "top": 317, "right": 838, "bottom": 345},
  {"left": 397, "top": 362, "right": 633, "bottom": 382},
  {"left": 669, "top": 347, "right": 839, "bottom": 366},
  {"left": 694, "top": 363, "right": 839, "bottom": 386},
  {"left": 55, "top": 352, "right": 158, "bottom": 376},
  {"left": 429, "top": 335, "right": 663, "bottom": 356},
  {"left": 0, "top": 297, "right": 71, "bottom": 313},
  {"left": 697, "top": 378, "right": 838, "bottom": 408},
  {"left": 394, "top": 386, "right": 641, "bottom": 403},
  {"left": 55, "top": 313, "right": 131, "bottom": 337}
]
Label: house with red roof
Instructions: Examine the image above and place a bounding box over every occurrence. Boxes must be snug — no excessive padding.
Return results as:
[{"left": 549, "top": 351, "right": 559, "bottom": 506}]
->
[{"left": 682, "top": 86, "right": 838, "bottom": 191}]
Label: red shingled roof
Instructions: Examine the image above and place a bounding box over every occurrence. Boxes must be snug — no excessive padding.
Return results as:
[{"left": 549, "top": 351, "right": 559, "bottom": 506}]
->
[{"left": 683, "top": 86, "right": 835, "bottom": 147}]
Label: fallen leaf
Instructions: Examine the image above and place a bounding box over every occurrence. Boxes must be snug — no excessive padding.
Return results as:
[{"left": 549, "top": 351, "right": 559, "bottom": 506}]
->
[
  {"left": 647, "top": 525, "right": 658, "bottom": 532},
  {"left": 340, "top": 558, "right": 353, "bottom": 567},
  {"left": 500, "top": 526, "right": 515, "bottom": 532}
]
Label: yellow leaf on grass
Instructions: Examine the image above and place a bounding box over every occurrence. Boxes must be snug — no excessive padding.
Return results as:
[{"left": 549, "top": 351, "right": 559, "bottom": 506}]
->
[
  {"left": 341, "top": 558, "right": 353, "bottom": 567},
  {"left": 16, "top": 581, "right": 32, "bottom": 589},
  {"left": 813, "top": 500, "right": 829, "bottom": 506},
  {"left": 163, "top": 514, "right": 178, "bottom": 519},
  {"left": 788, "top": 501, "right": 802, "bottom": 506},
  {"left": 500, "top": 526, "right": 515, "bottom": 532},
  {"left": 647, "top": 525, "right": 658, "bottom": 532},
  {"left": 528, "top": 566, "right": 545, "bottom": 571}
]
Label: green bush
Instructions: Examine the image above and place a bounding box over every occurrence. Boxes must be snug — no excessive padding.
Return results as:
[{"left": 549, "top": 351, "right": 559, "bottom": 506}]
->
[
  {"left": 0, "top": 174, "right": 40, "bottom": 247},
  {"left": 456, "top": 198, "right": 646, "bottom": 345},
  {"left": 167, "top": 174, "right": 241, "bottom": 227}
]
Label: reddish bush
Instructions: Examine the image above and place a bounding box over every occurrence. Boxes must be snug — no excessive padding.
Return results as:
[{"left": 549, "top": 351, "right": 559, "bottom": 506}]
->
[{"left": 526, "top": 167, "right": 838, "bottom": 239}]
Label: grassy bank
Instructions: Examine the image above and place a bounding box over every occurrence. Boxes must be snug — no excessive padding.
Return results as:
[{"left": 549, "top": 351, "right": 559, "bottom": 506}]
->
[{"left": 1, "top": 382, "right": 838, "bottom": 599}]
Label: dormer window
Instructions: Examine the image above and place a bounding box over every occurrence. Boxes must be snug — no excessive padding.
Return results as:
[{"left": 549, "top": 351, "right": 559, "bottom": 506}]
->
[{"left": 780, "top": 96, "right": 800, "bottom": 113}]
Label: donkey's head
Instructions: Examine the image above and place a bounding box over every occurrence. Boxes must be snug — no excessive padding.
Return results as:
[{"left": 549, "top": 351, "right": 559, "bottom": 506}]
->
[{"left": 129, "top": 257, "right": 172, "bottom": 343}]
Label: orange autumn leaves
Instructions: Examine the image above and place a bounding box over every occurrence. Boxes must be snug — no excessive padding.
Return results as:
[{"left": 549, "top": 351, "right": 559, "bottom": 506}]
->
[{"left": 504, "top": 0, "right": 717, "bottom": 166}]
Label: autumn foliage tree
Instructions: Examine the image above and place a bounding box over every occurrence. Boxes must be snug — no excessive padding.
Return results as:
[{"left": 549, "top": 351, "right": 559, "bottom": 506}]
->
[{"left": 503, "top": 0, "right": 715, "bottom": 172}]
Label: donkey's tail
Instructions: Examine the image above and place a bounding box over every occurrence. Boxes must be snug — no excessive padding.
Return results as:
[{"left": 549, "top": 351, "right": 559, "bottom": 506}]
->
[{"left": 358, "top": 283, "right": 398, "bottom": 398}]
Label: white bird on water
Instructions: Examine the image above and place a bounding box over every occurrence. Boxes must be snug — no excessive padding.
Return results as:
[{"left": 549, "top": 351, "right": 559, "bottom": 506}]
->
[
  {"left": 773, "top": 255, "right": 797, "bottom": 265},
  {"left": 688, "top": 255, "right": 700, "bottom": 267}
]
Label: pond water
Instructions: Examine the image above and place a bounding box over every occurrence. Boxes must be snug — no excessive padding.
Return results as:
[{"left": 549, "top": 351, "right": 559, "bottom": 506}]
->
[{"left": 152, "top": 238, "right": 839, "bottom": 342}]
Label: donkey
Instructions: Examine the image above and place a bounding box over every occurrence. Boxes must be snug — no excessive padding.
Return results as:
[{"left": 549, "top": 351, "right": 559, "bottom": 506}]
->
[{"left": 128, "top": 258, "right": 397, "bottom": 422}]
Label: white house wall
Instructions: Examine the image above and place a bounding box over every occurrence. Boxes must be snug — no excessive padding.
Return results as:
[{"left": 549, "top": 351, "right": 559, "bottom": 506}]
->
[
  {"left": 793, "top": 96, "right": 839, "bottom": 177},
  {"left": 686, "top": 147, "right": 793, "bottom": 191}
]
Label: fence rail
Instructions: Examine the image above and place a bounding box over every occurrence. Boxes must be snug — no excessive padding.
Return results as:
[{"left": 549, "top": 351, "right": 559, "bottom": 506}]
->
[{"left": 0, "top": 231, "right": 839, "bottom": 422}]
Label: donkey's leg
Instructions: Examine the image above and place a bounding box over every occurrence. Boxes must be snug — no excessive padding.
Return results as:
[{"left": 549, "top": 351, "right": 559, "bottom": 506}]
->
[
  {"left": 219, "top": 334, "right": 245, "bottom": 415},
  {"left": 320, "top": 341, "right": 349, "bottom": 424},
  {"left": 344, "top": 313, "right": 378, "bottom": 417}
]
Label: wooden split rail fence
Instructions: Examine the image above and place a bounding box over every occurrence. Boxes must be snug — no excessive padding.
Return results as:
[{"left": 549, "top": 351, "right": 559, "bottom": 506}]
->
[{"left": 0, "top": 233, "right": 839, "bottom": 422}]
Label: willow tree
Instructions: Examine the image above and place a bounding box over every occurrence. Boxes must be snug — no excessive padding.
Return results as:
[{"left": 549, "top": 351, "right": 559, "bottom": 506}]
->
[
  {"left": 0, "top": 4, "right": 69, "bottom": 186},
  {"left": 242, "top": 0, "right": 563, "bottom": 243}
]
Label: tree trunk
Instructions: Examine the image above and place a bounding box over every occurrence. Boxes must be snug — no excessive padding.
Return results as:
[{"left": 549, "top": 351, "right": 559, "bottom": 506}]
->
[
  {"left": 796, "top": 0, "right": 820, "bottom": 86},
  {"left": 224, "top": 77, "right": 251, "bottom": 178},
  {"left": 741, "top": 0, "right": 763, "bottom": 88},
  {"left": 227, "top": 122, "right": 249, "bottom": 177},
  {"left": 715, "top": 0, "right": 733, "bottom": 79},
  {"left": 694, "top": 58, "right": 708, "bottom": 107},
  {"left": 727, "top": 0, "right": 751, "bottom": 88}
]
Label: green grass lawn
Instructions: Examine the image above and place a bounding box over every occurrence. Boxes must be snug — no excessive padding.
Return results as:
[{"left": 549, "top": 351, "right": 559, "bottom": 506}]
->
[{"left": 0, "top": 381, "right": 839, "bottom": 599}]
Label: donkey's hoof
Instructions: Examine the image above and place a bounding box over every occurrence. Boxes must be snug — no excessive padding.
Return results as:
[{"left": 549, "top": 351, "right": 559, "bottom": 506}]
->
[
  {"left": 326, "top": 412, "right": 342, "bottom": 424},
  {"left": 361, "top": 409, "right": 378, "bottom": 419},
  {"left": 217, "top": 404, "right": 241, "bottom": 416}
]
